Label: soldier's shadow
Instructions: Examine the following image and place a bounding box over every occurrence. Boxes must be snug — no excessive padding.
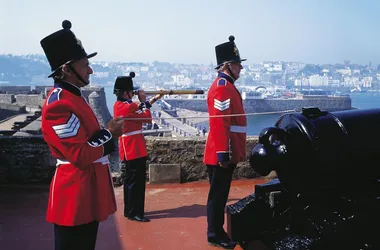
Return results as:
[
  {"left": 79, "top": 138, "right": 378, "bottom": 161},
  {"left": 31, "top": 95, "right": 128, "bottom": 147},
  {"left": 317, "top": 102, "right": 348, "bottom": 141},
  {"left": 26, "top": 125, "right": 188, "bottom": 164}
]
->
[{"left": 145, "top": 198, "right": 240, "bottom": 219}]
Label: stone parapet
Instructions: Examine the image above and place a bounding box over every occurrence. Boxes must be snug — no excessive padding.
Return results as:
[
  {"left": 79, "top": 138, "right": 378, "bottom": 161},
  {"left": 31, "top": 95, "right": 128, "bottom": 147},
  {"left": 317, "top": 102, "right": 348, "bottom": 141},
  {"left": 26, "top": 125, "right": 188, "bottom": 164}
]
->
[
  {"left": 0, "top": 136, "right": 260, "bottom": 185},
  {"left": 0, "top": 136, "right": 56, "bottom": 184},
  {"left": 0, "top": 86, "right": 47, "bottom": 95},
  {"left": 0, "top": 94, "right": 16, "bottom": 104},
  {"left": 14, "top": 94, "right": 44, "bottom": 109},
  {"left": 0, "top": 103, "right": 25, "bottom": 112},
  {"left": 149, "top": 164, "right": 181, "bottom": 184}
]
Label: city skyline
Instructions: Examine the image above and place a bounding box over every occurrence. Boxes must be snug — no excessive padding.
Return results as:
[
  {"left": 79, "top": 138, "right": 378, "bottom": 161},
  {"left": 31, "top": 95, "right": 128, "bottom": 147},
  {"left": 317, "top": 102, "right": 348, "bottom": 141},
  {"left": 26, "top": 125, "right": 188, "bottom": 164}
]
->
[{"left": 1, "top": 0, "right": 379, "bottom": 65}]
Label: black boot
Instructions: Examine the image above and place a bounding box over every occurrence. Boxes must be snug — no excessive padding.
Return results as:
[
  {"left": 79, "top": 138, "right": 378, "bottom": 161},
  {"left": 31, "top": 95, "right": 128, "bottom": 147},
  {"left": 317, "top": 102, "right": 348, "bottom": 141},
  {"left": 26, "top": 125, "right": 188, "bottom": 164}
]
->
[
  {"left": 123, "top": 178, "right": 128, "bottom": 217},
  {"left": 207, "top": 236, "right": 236, "bottom": 249},
  {"left": 128, "top": 215, "right": 150, "bottom": 222}
]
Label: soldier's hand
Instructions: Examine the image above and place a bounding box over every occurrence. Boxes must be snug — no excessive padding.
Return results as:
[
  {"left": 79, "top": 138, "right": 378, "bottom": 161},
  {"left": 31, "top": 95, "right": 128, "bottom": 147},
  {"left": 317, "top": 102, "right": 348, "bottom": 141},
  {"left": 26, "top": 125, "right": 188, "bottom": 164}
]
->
[
  {"left": 107, "top": 116, "right": 124, "bottom": 138},
  {"left": 154, "top": 90, "right": 165, "bottom": 100},
  {"left": 219, "top": 161, "right": 229, "bottom": 169},
  {"left": 150, "top": 91, "right": 164, "bottom": 105},
  {"left": 137, "top": 90, "right": 147, "bottom": 102}
]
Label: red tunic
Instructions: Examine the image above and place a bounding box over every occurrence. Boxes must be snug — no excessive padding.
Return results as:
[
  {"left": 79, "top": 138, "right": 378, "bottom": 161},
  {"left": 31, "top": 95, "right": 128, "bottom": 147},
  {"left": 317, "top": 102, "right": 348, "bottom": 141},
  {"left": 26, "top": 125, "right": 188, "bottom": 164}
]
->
[
  {"left": 42, "top": 81, "right": 116, "bottom": 226},
  {"left": 203, "top": 73, "right": 247, "bottom": 165},
  {"left": 113, "top": 98, "right": 152, "bottom": 160}
]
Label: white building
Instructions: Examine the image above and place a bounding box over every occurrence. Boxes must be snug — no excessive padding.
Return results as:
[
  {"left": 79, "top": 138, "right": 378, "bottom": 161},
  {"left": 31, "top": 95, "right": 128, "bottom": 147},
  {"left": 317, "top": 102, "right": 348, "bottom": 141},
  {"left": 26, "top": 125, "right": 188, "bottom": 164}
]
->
[
  {"left": 294, "top": 78, "right": 310, "bottom": 87},
  {"left": 140, "top": 66, "right": 149, "bottom": 72},
  {"left": 336, "top": 68, "right": 352, "bottom": 76},
  {"left": 361, "top": 76, "right": 372, "bottom": 88},
  {"left": 171, "top": 75, "right": 193, "bottom": 86},
  {"left": 309, "top": 75, "right": 328, "bottom": 87}
]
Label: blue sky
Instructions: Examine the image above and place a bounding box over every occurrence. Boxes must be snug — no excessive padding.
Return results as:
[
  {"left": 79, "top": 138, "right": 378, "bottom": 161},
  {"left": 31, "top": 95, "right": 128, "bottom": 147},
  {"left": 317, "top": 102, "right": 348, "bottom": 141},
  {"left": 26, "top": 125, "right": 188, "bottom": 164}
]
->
[{"left": 1, "top": 0, "right": 379, "bottom": 65}]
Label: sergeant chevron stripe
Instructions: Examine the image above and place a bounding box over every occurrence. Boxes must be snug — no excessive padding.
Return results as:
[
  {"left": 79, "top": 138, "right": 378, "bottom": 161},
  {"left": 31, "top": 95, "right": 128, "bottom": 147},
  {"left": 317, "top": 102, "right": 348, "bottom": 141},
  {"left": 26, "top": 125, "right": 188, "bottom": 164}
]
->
[
  {"left": 214, "top": 98, "right": 230, "bottom": 111},
  {"left": 52, "top": 113, "right": 80, "bottom": 138}
]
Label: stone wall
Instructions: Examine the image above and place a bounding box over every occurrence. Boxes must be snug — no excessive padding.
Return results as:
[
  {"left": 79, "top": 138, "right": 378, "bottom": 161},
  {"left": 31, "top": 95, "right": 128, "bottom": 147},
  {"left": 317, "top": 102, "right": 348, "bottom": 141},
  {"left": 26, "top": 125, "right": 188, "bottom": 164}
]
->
[
  {"left": 0, "top": 103, "right": 25, "bottom": 112},
  {"left": 0, "top": 136, "right": 56, "bottom": 183},
  {"left": 88, "top": 90, "right": 112, "bottom": 128},
  {"left": 0, "top": 94, "right": 16, "bottom": 104},
  {"left": 0, "top": 93, "right": 43, "bottom": 112},
  {"left": 0, "top": 86, "right": 47, "bottom": 95},
  {"left": 0, "top": 136, "right": 260, "bottom": 184},
  {"left": 13, "top": 94, "right": 45, "bottom": 109}
]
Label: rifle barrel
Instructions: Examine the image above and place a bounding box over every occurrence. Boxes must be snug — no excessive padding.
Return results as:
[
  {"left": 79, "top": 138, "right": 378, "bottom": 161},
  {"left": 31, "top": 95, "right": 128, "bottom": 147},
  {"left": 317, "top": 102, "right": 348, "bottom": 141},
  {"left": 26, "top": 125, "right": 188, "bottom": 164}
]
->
[{"left": 134, "top": 90, "right": 204, "bottom": 95}]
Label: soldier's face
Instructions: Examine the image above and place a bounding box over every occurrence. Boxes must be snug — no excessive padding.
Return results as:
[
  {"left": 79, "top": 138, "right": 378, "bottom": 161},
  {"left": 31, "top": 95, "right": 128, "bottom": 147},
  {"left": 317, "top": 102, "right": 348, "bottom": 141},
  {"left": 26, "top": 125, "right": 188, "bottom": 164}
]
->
[
  {"left": 229, "top": 62, "right": 243, "bottom": 80},
  {"left": 123, "top": 90, "right": 134, "bottom": 99},
  {"left": 70, "top": 58, "right": 94, "bottom": 87}
]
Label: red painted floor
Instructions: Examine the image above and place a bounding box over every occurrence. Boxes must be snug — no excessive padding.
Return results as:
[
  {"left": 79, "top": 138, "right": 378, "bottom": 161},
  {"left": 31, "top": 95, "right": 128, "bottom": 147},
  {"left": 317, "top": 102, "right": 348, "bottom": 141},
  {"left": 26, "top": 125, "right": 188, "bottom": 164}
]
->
[{"left": 0, "top": 179, "right": 269, "bottom": 250}]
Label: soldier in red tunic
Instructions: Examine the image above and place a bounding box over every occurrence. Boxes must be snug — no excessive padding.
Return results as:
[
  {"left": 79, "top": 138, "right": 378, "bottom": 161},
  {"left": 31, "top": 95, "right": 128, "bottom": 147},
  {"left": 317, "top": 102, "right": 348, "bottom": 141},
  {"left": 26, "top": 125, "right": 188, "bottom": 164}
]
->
[
  {"left": 113, "top": 73, "right": 163, "bottom": 222},
  {"left": 40, "top": 20, "right": 124, "bottom": 250},
  {"left": 203, "top": 36, "right": 247, "bottom": 249}
]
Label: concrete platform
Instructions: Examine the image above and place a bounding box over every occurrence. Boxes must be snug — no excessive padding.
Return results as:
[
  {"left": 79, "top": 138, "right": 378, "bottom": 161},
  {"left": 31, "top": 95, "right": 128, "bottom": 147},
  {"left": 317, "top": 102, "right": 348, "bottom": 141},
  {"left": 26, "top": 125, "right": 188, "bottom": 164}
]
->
[
  {"left": 158, "top": 110, "right": 200, "bottom": 137},
  {"left": 0, "top": 113, "right": 30, "bottom": 130},
  {"left": 0, "top": 179, "right": 269, "bottom": 250},
  {"left": 20, "top": 116, "right": 41, "bottom": 132}
]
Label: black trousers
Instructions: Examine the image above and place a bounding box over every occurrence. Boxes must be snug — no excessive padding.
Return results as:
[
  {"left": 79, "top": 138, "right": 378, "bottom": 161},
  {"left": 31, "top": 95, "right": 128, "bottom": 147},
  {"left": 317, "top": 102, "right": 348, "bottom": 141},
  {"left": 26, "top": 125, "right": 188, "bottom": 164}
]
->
[
  {"left": 206, "top": 164, "right": 236, "bottom": 239},
  {"left": 54, "top": 220, "right": 99, "bottom": 250},
  {"left": 123, "top": 156, "right": 147, "bottom": 217}
]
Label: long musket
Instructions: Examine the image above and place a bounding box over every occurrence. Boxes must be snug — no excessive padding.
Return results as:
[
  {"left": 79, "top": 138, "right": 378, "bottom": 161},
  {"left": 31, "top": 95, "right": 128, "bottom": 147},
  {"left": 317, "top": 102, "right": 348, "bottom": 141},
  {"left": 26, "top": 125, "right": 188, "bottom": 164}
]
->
[{"left": 133, "top": 89, "right": 204, "bottom": 95}]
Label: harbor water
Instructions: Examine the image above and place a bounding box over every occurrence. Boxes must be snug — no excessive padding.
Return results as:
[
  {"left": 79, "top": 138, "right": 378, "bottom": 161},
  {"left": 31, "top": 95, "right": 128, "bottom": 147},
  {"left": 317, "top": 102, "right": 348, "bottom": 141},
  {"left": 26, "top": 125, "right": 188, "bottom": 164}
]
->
[{"left": 104, "top": 86, "right": 380, "bottom": 136}]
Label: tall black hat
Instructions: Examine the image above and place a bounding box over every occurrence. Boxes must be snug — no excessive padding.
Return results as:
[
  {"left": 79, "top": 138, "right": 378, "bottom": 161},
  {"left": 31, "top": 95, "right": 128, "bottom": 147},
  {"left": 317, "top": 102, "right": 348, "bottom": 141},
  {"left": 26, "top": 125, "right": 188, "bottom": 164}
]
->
[
  {"left": 40, "top": 20, "right": 97, "bottom": 77},
  {"left": 215, "top": 35, "right": 246, "bottom": 69},
  {"left": 113, "top": 72, "right": 138, "bottom": 95}
]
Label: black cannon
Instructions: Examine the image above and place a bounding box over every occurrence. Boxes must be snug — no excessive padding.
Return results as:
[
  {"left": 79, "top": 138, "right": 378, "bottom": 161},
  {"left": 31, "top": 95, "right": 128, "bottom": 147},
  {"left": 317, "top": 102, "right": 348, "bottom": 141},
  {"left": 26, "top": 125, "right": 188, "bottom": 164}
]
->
[{"left": 227, "top": 108, "right": 380, "bottom": 250}]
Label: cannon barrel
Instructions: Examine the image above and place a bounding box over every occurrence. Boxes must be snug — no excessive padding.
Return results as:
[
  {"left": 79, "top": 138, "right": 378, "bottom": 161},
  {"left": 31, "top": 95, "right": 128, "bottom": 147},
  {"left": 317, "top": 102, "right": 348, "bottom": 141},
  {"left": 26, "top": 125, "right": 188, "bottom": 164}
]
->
[
  {"left": 250, "top": 107, "right": 380, "bottom": 193},
  {"left": 227, "top": 107, "right": 380, "bottom": 249}
]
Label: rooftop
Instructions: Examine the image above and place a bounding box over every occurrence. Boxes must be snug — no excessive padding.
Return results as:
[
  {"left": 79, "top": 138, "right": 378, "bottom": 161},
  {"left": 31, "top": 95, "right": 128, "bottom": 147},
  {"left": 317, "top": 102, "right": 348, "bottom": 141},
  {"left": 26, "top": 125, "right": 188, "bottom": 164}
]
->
[{"left": 0, "top": 179, "right": 269, "bottom": 250}]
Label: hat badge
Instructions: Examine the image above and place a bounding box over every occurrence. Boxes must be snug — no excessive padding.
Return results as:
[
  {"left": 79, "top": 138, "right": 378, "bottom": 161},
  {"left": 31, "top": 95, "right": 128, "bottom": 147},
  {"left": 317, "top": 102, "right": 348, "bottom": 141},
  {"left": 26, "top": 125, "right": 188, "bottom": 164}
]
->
[
  {"left": 234, "top": 46, "right": 240, "bottom": 56},
  {"left": 76, "top": 38, "right": 84, "bottom": 50}
]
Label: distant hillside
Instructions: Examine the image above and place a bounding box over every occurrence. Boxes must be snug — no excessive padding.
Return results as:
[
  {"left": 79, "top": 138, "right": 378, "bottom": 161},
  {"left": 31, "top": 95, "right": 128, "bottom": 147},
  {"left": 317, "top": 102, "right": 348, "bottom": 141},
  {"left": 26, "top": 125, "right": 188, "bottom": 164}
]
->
[
  {"left": 0, "top": 54, "right": 116, "bottom": 85},
  {"left": 3, "top": 54, "right": 378, "bottom": 91},
  {"left": 0, "top": 54, "right": 154, "bottom": 86},
  {"left": 0, "top": 55, "right": 49, "bottom": 85}
]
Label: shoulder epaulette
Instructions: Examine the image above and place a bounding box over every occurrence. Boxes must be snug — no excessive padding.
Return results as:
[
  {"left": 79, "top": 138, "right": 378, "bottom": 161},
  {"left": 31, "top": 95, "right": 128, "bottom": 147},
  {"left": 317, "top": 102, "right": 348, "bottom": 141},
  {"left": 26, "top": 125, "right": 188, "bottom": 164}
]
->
[
  {"left": 47, "top": 88, "right": 62, "bottom": 105},
  {"left": 217, "top": 78, "right": 227, "bottom": 86}
]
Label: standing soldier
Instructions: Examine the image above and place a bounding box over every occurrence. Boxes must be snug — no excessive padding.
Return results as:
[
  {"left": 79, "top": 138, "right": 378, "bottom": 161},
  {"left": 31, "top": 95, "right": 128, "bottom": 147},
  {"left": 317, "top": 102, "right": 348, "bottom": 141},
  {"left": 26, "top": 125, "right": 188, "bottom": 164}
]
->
[
  {"left": 203, "top": 35, "right": 247, "bottom": 249},
  {"left": 113, "top": 73, "right": 164, "bottom": 222},
  {"left": 40, "top": 20, "right": 124, "bottom": 250}
]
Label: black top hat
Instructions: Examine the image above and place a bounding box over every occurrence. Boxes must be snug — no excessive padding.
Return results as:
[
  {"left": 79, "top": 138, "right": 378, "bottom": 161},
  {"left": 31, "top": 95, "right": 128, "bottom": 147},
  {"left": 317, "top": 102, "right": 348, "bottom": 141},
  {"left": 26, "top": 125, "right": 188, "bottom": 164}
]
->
[
  {"left": 113, "top": 72, "right": 138, "bottom": 95},
  {"left": 215, "top": 35, "right": 246, "bottom": 69},
  {"left": 40, "top": 20, "right": 97, "bottom": 77}
]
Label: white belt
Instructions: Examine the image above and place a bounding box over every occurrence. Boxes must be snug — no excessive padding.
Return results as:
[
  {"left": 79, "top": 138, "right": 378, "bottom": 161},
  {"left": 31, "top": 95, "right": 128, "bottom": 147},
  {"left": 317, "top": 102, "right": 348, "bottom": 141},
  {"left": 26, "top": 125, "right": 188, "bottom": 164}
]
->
[
  {"left": 122, "top": 130, "right": 142, "bottom": 137},
  {"left": 230, "top": 125, "right": 247, "bottom": 133},
  {"left": 56, "top": 156, "right": 110, "bottom": 166},
  {"left": 93, "top": 156, "right": 110, "bottom": 164}
]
